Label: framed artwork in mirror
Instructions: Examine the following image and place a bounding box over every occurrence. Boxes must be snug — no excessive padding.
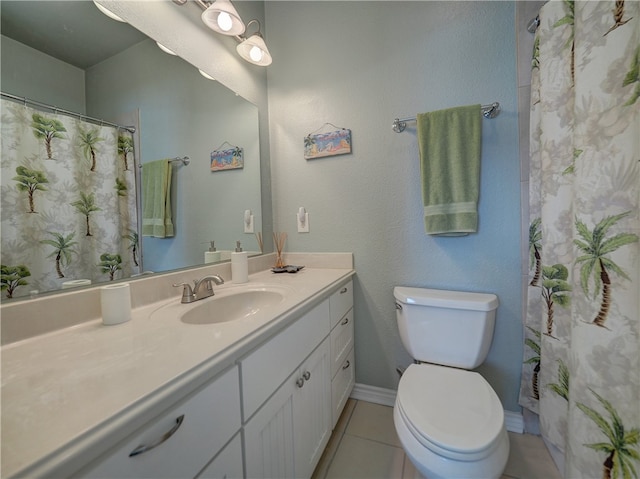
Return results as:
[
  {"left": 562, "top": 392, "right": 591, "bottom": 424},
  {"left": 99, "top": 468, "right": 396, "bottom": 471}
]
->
[{"left": 210, "top": 147, "right": 244, "bottom": 171}]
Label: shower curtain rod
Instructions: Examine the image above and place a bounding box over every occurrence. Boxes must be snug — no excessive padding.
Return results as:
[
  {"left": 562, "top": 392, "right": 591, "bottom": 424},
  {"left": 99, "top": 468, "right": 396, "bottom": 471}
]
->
[
  {"left": 1, "top": 91, "right": 136, "bottom": 133},
  {"left": 392, "top": 102, "right": 501, "bottom": 133}
]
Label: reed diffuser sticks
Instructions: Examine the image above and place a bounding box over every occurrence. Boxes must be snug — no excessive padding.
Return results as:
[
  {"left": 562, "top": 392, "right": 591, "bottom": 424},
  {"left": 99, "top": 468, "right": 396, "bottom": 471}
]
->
[
  {"left": 255, "top": 232, "right": 263, "bottom": 253},
  {"left": 273, "top": 232, "right": 287, "bottom": 268}
]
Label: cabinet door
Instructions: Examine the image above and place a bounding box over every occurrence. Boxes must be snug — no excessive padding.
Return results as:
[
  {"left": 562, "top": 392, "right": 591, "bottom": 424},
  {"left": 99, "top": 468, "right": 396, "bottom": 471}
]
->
[
  {"left": 244, "top": 339, "right": 331, "bottom": 479},
  {"left": 244, "top": 373, "right": 296, "bottom": 479},
  {"left": 293, "top": 338, "right": 331, "bottom": 479}
]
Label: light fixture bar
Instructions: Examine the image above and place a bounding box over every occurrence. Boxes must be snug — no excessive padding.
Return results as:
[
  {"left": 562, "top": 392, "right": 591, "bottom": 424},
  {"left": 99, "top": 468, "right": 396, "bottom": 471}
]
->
[{"left": 175, "top": 0, "right": 272, "bottom": 66}]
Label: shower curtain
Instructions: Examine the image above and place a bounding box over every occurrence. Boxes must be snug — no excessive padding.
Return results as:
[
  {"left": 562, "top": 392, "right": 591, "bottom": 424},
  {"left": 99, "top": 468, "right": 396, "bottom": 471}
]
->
[
  {"left": 520, "top": 1, "right": 639, "bottom": 477},
  {"left": 0, "top": 99, "right": 139, "bottom": 299}
]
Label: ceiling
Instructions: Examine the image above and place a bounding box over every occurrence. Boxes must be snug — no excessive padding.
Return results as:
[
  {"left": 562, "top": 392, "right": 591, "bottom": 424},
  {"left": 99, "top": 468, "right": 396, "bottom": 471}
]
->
[{"left": 0, "top": 1, "right": 147, "bottom": 69}]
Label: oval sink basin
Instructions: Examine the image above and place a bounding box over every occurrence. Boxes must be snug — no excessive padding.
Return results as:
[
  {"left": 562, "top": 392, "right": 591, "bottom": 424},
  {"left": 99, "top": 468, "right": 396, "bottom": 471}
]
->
[{"left": 180, "top": 289, "right": 286, "bottom": 325}]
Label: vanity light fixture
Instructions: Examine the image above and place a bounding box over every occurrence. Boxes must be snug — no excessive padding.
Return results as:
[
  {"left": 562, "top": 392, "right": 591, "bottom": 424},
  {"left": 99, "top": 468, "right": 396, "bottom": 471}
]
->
[
  {"left": 93, "top": 1, "right": 126, "bottom": 23},
  {"left": 174, "top": 0, "right": 272, "bottom": 67},
  {"left": 236, "top": 20, "right": 272, "bottom": 66},
  {"left": 201, "top": 0, "right": 245, "bottom": 36}
]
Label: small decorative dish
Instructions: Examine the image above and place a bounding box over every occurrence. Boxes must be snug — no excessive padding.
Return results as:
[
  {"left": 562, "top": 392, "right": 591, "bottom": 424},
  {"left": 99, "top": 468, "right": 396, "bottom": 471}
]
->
[{"left": 271, "top": 265, "right": 305, "bottom": 274}]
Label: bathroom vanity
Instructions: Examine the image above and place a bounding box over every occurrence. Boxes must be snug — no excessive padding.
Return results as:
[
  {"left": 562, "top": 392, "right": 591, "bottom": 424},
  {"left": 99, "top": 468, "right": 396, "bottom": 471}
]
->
[{"left": 0, "top": 257, "right": 355, "bottom": 479}]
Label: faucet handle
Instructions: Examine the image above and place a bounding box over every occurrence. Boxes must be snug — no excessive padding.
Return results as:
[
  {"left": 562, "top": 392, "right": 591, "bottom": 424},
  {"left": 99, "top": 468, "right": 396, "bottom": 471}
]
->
[
  {"left": 201, "top": 278, "right": 214, "bottom": 295},
  {"left": 173, "top": 282, "right": 195, "bottom": 303}
]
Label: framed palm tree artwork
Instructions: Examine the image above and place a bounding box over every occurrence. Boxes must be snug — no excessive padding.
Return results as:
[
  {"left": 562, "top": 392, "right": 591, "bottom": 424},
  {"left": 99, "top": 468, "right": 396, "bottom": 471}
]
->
[
  {"left": 210, "top": 146, "right": 243, "bottom": 171},
  {"left": 304, "top": 129, "right": 351, "bottom": 160}
]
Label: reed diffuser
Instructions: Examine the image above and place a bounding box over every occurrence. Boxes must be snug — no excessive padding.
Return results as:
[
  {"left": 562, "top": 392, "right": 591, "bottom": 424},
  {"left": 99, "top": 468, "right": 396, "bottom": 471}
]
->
[
  {"left": 273, "top": 232, "right": 287, "bottom": 268},
  {"left": 255, "top": 232, "right": 263, "bottom": 253}
]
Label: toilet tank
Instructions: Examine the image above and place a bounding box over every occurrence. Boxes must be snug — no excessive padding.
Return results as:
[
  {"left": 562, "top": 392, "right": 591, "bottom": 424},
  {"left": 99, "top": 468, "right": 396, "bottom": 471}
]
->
[{"left": 394, "top": 287, "right": 499, "bottom": 369}]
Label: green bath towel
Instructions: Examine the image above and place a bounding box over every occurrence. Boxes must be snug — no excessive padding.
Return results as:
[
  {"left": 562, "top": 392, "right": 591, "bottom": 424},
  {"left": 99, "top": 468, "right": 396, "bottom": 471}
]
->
[
  {"left": 142, "top": 159, "right": 174, "bottom": 238},
  {"left": 417, "top": 104, "right": 482, "bottom": 236}
]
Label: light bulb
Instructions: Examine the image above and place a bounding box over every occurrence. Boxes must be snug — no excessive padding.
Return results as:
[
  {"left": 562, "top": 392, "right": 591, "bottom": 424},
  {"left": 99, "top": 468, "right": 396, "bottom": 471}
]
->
[
  {"left": 93, "top": 1, "right": 125, "bottom": 22},
  {"left": 156, "top": 42, "right": 177, "bottom": 56},
  {"left": 249, "top": 45, "right": 263, "bottom": 62},
  {"left": 198, "top": 69, "right": 215, "bottom": 81},
  {"left": 217, "top": 11, "right": 232, "bottom": 32}
]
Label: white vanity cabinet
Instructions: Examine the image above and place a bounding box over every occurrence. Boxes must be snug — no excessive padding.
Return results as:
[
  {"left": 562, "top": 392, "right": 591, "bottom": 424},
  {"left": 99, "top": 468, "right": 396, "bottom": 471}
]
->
[
  {"left": 329, "top": 281, "right": 355, "bottom": 427},
  {"left": 243, "top": 280, "right": 355, "bottom": 478},
  {"left": 80, "top": 366, "right": 241, "bottom": 479},
  {"left": 242, "top": 300, "right": 332, "bottom": 479}
]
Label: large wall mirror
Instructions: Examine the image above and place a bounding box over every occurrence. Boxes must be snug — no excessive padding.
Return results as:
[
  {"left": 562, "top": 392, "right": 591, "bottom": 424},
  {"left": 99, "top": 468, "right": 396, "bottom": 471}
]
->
[{"left": 0, "top": 0, "right": 263, "bottom": 300}]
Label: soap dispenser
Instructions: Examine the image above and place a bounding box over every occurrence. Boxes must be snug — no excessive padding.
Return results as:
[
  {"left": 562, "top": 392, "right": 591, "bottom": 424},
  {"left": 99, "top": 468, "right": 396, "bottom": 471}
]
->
[
  {"left": 231, "top": 240, "right": 248, "bottom": 284},
  {"left": 204, "top": 241, "right": 221, "bottom": 264}
]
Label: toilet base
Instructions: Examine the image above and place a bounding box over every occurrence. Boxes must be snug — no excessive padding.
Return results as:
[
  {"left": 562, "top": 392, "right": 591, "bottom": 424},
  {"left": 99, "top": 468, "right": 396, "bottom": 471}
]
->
[{"left": 393, "top": 405, "right": 510, "bottom": 479}]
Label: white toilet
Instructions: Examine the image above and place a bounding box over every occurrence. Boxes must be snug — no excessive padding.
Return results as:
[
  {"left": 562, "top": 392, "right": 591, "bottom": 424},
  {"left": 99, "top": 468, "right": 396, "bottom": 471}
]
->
[{"left": 393, "top": 286, "right": 509, "bottom": 479}]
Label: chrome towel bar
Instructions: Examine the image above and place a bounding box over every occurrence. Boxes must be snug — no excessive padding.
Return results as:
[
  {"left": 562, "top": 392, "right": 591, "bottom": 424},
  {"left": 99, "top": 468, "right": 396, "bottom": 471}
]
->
[{"left": 392, "top": 102, "right": 501, "bottom": 133}]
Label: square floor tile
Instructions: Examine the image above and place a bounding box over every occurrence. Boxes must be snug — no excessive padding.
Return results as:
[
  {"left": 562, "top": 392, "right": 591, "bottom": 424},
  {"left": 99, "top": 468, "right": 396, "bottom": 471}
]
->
[
  {"left": 325, "top": 434, "right": 405, "bottom": 479},
  {"left": 346, "top": 401, "right": 402, "bottom": 447},
  {"left": 312, "top": 399, "right": 357, "bottom": 479},
  {"left": 504, "top": 432, "right": 562, "bottom": 479}
]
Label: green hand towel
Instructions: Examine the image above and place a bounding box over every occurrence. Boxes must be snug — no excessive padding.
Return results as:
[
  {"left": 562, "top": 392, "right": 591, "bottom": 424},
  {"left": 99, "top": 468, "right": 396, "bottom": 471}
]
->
[
  {"left": 417, "top": 104, "right": 482, "bottom": 236},
  {"left": 142, "top": 159, "right": 174, "bottom": 238}
]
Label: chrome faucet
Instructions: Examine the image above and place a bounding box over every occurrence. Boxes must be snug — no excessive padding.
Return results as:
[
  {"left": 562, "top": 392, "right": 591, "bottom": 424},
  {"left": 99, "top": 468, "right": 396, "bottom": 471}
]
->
[{"left": 173, "top": 274, "right": 224, "bottom": 303}]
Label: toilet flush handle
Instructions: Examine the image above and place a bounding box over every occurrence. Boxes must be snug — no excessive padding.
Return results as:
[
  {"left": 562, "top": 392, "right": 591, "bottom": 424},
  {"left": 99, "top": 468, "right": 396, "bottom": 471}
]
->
[{"left": 395, "top": 302, "right": 402, "bottom": 311}]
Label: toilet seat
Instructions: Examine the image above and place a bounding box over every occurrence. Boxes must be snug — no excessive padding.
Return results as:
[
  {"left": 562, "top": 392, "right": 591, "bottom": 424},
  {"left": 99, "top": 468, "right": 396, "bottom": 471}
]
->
[{"left": 396, "top": 363, "right": 505, "bottom": 461}]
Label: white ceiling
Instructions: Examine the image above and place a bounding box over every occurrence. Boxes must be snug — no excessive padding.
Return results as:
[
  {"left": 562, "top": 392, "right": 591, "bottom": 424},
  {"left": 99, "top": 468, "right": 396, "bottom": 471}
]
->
[{"left": 0, "top": 0, "right": 147, "bottom": 69}]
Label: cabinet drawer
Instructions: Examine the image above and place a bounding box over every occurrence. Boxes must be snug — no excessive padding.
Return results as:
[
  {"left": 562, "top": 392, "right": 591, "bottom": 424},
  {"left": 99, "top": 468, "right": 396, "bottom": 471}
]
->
[
  {"left": 330, "top": 309, "right": 354, "bottom": 378},
  {"left": 330, "top": 281, "right": 353, "bottom": 329},
  {"left": 241, "top": 299, "right": 330, "bottom": 420},
  {"left": 82, "top": 366, "right": 241, "bottom": 479},
  {"left": 331, "top": 348, "right": 355, "bottom": 429}
]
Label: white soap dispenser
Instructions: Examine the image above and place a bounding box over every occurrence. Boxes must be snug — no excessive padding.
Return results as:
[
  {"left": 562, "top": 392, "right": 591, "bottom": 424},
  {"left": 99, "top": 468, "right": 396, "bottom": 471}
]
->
[
  {"left": 204, "top": 241, "right": 221, "bottom": 264},
  {"left": 231, "top": 240, "right": 248, "bottom": 284}
]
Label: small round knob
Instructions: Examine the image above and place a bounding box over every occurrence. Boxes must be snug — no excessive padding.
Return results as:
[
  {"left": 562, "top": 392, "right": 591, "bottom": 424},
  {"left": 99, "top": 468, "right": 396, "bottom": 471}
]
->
[
  {"left": 296, "top": 377, "right": 305, "bottom": 388},
  {"left": 303, "top": 371, "right": 311, "bottom": 381}
]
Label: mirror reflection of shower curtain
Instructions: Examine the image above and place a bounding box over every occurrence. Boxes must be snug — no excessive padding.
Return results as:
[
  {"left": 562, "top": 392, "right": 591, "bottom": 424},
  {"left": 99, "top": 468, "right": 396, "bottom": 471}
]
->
[{"left": 0, "top": 98, "right": 140, "bottom": 299}]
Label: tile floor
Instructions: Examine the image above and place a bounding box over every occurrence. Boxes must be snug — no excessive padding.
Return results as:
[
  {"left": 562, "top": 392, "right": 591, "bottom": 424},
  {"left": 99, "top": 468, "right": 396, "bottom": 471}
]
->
[{"left": 312, "top": 399, "right": 562, "bottom": 479}]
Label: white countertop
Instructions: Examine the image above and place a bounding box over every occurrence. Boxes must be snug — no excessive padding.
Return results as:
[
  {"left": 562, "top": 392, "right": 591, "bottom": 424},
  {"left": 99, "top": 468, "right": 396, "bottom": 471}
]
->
[{"left": 1, "top": 267, "right": 354, "bottom": 478}]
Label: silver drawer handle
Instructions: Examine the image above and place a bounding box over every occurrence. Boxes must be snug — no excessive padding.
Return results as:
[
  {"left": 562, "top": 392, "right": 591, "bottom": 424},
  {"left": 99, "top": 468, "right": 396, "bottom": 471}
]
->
[
  {"left": 342, "top": 360, "right": 351, "bottom": 370},
  {"left": 129, "top": 415, "right": 185, "bottom": 457},
  {"left": 340, "top": 287, "right": 348, "bottom": 294},
  {"left": 341, "top": 317, "right": 350, "bottom": 325},
  {"left": 303, "top": 371, "right": 311, "bottom": 381}
]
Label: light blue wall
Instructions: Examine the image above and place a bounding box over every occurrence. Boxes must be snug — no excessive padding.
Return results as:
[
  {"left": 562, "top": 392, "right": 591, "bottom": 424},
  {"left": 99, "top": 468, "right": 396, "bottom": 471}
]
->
[
  {"left": 265, "top": 2, "right": 522, "bottom": 411},
  {"left": 1, "top": 35, "right": 86, "bottom": 113}
]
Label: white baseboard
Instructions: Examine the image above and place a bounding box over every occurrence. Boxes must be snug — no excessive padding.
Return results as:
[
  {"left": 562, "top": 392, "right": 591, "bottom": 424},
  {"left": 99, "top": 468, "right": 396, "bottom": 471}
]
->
[
  {"left": 350, "top": 383, "right": 397, "bottom": 407},
  {"left": 351, "top": 383, "right": 524, "bottom": 434}
]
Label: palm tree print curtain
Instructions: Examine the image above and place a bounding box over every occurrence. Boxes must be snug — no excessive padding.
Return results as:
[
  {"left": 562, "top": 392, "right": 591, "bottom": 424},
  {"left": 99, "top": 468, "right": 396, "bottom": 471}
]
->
[
  {"left": 1, "top": 99, "right": 139, "bottom": 299},
  {"left": 520, "top": 1, "right": 639, "bottom": 477}
]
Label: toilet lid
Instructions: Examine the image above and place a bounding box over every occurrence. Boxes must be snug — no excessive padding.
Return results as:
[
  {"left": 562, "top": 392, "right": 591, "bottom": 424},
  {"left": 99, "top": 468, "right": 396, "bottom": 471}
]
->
[{"left": 396, "top": 364, "right": 504, "bottom": 456}]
